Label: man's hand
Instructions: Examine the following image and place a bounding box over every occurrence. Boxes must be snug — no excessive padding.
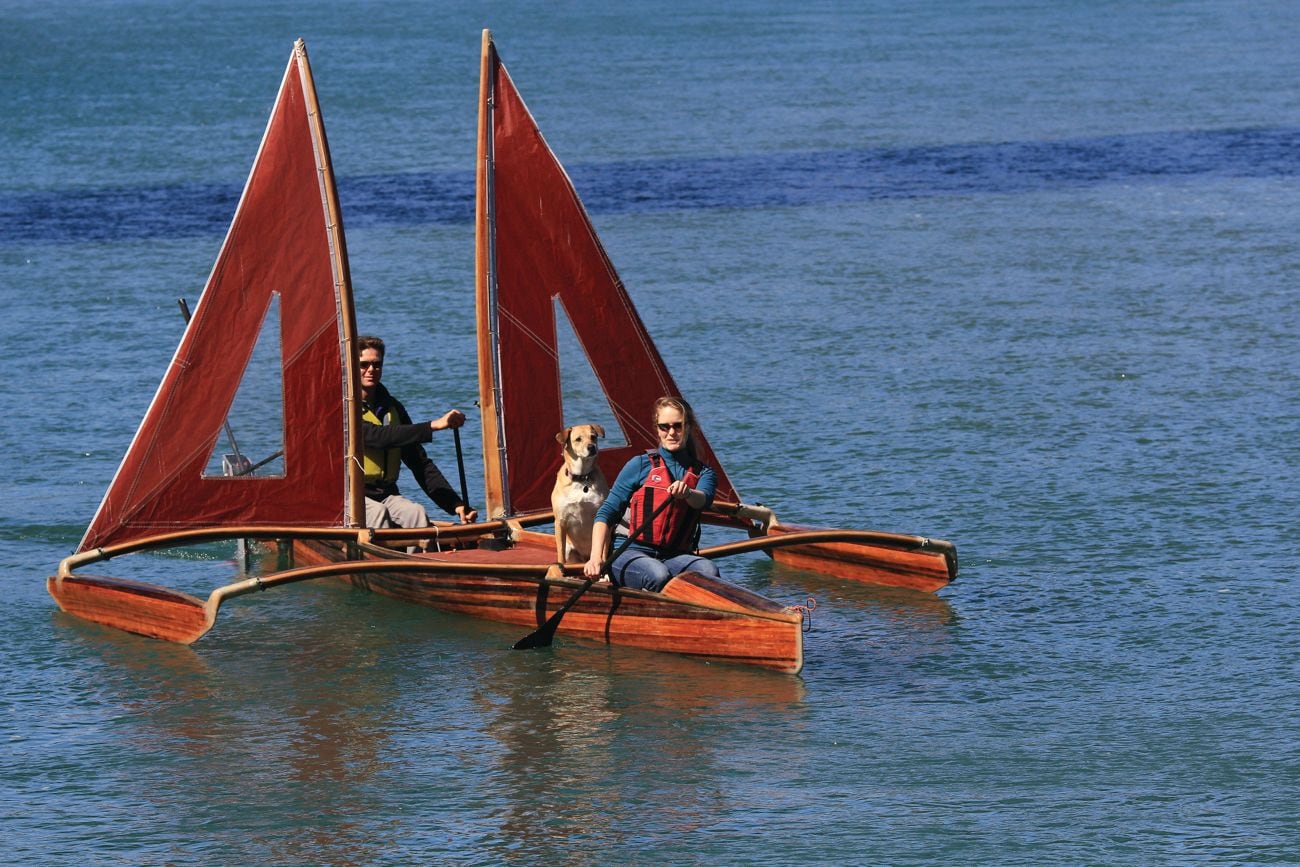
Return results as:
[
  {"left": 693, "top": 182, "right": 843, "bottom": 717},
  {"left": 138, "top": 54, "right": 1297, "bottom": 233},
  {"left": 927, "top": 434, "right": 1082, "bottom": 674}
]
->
[
  {"left": 431, "top": 409, "right": 466, "bottom": 431},
  {"left": 455, "top": 504, "right": 478, "bottom": 524}
]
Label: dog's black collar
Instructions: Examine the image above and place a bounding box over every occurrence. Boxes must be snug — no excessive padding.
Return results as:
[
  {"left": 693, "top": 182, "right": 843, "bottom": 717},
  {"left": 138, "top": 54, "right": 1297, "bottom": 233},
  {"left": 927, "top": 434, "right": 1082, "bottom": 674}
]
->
[{"left": 566, "top": 468, "right": 595, "bottom": 491}]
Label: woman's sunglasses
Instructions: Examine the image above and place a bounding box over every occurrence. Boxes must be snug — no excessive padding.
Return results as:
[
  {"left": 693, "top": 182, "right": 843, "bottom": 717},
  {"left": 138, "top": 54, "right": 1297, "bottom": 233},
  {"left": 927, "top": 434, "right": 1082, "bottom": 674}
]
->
[{"left": 656, "top": 422, "right": 684, "bottom": 432}]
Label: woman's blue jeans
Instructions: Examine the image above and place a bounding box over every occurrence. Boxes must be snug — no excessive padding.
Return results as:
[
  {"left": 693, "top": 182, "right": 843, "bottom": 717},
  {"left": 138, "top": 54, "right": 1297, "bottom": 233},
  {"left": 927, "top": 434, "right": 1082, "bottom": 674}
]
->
[{"left": 608, "top": 547, "right": 720, "bottom": 592}]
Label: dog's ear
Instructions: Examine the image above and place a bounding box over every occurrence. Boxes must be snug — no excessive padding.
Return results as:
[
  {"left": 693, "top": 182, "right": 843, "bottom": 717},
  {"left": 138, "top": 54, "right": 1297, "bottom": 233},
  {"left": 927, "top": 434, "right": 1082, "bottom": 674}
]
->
[
  {"left": 593, "top": 424, "right": 606, "bottom": 439},
  {"left": 556, "top": 428, "right": 571, "bottom": 445}
]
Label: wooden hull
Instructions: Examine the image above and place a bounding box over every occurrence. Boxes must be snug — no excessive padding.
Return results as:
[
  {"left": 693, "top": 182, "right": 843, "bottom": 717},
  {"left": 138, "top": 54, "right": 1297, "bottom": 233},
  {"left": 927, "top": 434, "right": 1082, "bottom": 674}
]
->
[
  {"left": 766, "top": 524, "right": 956, "bottom": 593},
  {"left": 47, "top": 573, "right": 211, "bottom": 644},
  {"left": 292, "top": 533, "right": 804, "bottom": 674}
]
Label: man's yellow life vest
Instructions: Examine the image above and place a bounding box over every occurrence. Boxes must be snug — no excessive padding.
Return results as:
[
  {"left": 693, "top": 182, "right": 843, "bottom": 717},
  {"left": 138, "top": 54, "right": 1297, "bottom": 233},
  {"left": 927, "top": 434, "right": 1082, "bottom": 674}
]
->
[{"left": 361, "top": 405, "right": 402, "bottom": 484}]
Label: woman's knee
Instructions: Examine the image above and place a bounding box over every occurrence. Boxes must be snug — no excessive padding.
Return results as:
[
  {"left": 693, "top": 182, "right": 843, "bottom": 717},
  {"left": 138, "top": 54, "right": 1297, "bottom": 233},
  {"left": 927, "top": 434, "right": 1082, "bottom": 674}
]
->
[
  {"left": 688, "top": 557, "right": 720, "bottom": 578},
  {"left": 612, "top": 552, "right": 670, "bottom": 591},
  {"left": 665, "top": 554, "right": 719, "bottom": 578}
]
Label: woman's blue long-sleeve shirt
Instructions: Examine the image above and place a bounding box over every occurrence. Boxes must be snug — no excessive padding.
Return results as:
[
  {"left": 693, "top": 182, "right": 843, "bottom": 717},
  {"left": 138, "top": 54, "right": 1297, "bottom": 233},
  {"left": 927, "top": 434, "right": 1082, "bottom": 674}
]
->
[{"left": 594, "top": 447, "right": 716, "bottom": 549}]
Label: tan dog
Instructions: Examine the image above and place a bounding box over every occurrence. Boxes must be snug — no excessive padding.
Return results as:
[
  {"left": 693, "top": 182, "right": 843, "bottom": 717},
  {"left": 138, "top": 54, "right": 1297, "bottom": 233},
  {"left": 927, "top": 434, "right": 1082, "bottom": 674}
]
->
[{"left": 551, "top": 424, "right": 608, "bottom": 563}]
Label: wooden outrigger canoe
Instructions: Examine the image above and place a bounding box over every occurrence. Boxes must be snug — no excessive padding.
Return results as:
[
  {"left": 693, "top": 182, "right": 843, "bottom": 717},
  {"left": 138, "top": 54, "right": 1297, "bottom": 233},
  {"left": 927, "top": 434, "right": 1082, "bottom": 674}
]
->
[
  {"left": 45, "top": 38, "right": 807, "bottom": 674},
  {"left": 50, "top": 521, "right": 805, "bottom": 673},
  {"left": 47, "top": 33, "right": 955, "bottom": 676}
]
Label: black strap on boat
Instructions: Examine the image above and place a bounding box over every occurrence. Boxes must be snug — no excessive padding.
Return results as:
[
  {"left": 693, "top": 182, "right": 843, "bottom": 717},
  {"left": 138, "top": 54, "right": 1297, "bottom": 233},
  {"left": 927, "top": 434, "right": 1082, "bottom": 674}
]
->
[
  {"left": 603, "top": 588, "right": 622, "bottom": 645},
  {"left": 531, "top": 580, "right": 551, "bottom": 626}
]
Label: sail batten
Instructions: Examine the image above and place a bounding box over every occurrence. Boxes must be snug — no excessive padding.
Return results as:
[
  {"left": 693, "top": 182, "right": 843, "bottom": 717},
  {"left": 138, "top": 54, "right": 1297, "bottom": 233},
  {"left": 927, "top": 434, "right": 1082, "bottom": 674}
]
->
[{"left": 78, "top": 40, "right": 359, "bottom": 553}]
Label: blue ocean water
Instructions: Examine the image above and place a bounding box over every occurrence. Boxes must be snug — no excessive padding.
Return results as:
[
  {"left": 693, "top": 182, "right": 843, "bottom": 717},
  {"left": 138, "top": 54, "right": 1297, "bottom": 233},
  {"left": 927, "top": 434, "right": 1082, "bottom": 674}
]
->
[{"left": 3, "top": 1, "right": 1299, "bottom": 863}]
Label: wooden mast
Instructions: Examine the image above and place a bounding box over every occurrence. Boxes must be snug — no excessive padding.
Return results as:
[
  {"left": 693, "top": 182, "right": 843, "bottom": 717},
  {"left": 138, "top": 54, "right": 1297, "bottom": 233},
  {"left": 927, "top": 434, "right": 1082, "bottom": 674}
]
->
[
  {"left": 475, "top": 29, "right": 508, "bottom": 519},
  {"left": 294, "top": 39, "right": 364, "bottom": 528}
]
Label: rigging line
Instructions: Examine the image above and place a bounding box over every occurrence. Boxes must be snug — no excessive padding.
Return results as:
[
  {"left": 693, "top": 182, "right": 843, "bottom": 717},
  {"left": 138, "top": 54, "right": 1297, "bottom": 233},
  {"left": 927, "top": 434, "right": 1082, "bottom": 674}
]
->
[
  {"left": 499, "top": 306, "right": 562, "bottom": 359},
  {"left": 619, "top": 405, "right": 662, "bottom": 444},
  {"left": 602, "top": 274, "right": 675, "bottom": 396},
  {"left": 231, "top": 450, "right": 285, "bottom": 476}
]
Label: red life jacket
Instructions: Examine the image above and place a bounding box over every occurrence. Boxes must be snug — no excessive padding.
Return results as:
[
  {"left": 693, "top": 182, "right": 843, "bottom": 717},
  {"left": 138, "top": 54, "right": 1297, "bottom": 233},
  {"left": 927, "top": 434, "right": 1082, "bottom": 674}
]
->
[{"left": 626, "top": 451, "right": 703, "bottom": 554}]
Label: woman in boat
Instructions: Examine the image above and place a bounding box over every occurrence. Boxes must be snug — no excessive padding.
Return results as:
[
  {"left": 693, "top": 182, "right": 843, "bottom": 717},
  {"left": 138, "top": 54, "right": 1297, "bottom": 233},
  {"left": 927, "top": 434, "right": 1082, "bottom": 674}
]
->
[
  {"left": 357, "top": 335, "right": 477, "bottom": 530},
  {"left": 583, "top": 396, "right": 719, "bottom": 591}
]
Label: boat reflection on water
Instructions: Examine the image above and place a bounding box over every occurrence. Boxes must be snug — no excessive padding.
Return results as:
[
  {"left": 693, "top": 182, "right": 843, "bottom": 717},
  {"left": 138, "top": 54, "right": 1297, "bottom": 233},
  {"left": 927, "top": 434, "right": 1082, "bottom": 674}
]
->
[
  {"left": 474, "top": 641, "right": 806, "bottom": 856},
  {"left": 54, "top": 607, "right": 217, "bottom": 704},
  {"left": 53, "top": 571, "right": 406, "bottom": 864},
  {"left": 50, "top": 564, "right": 811, "bottom": 860},
  {"left": 750, "top": 558, "right": 956, "bottom": 630},
  {"left": 736, "top": 557, "right": 960, "bottom": 681}
]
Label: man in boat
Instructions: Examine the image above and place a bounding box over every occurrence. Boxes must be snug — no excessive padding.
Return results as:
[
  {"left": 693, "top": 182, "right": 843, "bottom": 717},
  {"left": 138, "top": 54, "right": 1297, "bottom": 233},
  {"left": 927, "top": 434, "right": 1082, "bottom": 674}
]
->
[
  {"left": 583, "top": 396, "right": 719, "bottom": 591},
  {"left": 357, "top": 335, "right": 477, "bottom": 532}
]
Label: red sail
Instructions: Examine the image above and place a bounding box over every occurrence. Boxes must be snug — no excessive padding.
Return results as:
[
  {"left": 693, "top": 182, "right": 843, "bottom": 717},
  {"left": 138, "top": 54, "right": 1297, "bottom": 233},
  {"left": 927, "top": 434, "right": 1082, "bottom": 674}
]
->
[
  {"left": 476, "top": 33, "right": 738, "bottom": 517},
  {"left": 79, "top": 43, "right": 359, "bottom": 553}
]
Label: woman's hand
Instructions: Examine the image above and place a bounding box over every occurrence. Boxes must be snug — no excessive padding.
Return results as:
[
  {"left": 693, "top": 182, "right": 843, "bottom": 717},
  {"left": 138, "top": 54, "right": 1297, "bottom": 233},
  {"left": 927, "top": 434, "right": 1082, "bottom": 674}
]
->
[
  {"left": 667, "top": 480, "right": 701, "bottom": 507},
  {"left": 455, "top": 504, "right": 478, "bottom": 524},
  {"left": 583, "top": 556, "right": 605, "bottom": 579}
]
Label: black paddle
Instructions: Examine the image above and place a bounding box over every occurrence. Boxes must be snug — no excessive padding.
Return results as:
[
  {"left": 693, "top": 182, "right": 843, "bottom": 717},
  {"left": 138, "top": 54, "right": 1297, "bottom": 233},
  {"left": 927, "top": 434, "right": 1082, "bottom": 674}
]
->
[
  {"left": 513, "top": 496, "right": 678, "bottom": 650},
  {"left": 452, "top": 426, "right": 472, "bottom": 518}
]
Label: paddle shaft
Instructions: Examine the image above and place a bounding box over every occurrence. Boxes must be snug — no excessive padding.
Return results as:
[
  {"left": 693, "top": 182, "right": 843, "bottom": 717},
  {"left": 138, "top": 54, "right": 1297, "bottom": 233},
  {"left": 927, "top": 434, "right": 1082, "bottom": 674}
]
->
[{"left": 513, "top": 494, "right": 679, "bottom": 650}]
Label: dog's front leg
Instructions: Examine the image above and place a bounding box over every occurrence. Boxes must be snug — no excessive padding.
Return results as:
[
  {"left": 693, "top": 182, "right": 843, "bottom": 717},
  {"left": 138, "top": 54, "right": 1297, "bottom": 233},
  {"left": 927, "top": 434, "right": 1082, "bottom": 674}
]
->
[{"left": 554, "top": 522, "right": 568, "bottom": 564}]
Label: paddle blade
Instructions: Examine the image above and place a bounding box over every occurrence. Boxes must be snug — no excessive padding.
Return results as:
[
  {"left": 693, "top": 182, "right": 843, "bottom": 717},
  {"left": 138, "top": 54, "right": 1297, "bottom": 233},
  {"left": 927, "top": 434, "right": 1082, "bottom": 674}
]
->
[
  {"left": 47, "top": 574, "right": 213, "bottom": 644},
  {"left": 511, "top": 624, "right": 557, "bottom": 650},
  {"left": 512, "top": 576, "right": 597, "bottom": 650}
]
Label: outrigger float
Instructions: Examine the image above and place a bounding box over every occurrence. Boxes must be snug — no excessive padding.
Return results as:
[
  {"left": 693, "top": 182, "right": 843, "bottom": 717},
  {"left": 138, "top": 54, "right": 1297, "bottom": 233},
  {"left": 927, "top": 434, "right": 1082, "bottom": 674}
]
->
[{"left": 48, "top": 34, "right": 956, "bottom": 675}]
